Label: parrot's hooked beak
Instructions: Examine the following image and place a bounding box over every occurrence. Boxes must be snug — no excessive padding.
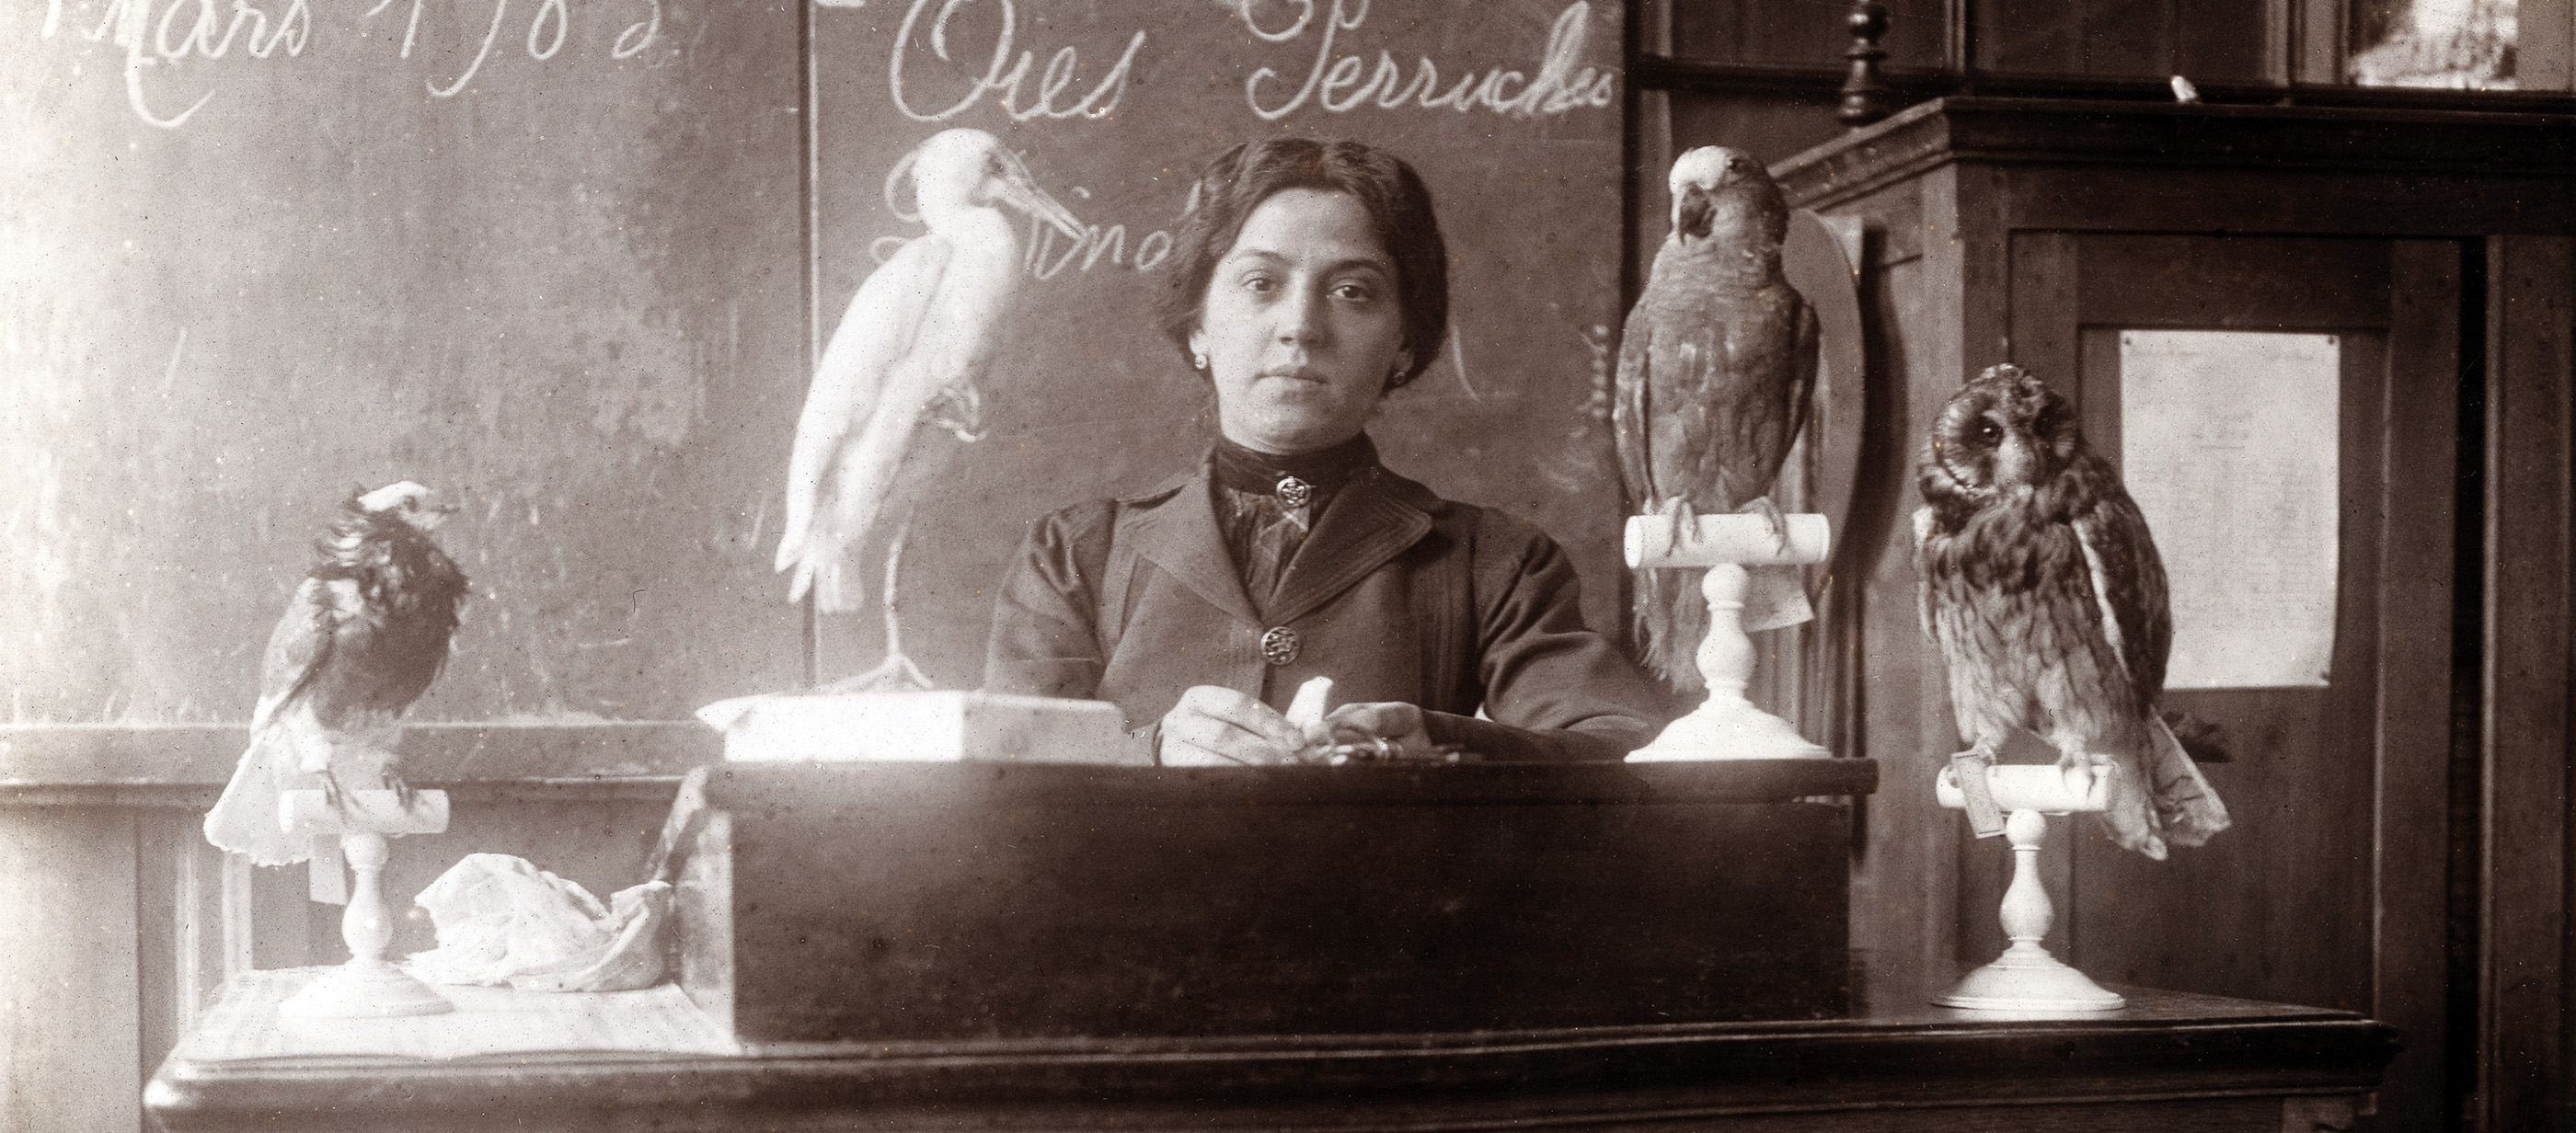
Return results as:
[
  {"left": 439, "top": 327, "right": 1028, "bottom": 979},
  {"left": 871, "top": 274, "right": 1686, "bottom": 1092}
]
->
[{"left": 990, "top": 154, "right": 1087, "bottom": 244}]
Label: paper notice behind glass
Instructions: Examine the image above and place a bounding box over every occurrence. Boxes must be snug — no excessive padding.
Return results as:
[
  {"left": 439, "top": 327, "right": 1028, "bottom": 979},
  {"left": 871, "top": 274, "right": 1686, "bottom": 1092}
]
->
[{"left": 2120, "top": 331, "right": 2340, "bottom": 689}]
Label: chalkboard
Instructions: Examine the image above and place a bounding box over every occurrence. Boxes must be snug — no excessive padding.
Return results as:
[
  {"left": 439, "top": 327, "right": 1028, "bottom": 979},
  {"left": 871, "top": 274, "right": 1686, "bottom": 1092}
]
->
[
  {"left": 5, "top": 0, "right": 1628, "bottom": 723},
  {"left": 4, "top": 0, "right": 808, "bottom": 722},
  {"left": 808, "top": 0, "right": 1630, "bottom": 688}
]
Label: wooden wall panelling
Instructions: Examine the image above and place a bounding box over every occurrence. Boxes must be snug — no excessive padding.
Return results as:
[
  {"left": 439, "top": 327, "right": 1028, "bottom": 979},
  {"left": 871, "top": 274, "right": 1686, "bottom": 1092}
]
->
[
  {"left": 1841, "top": 169, "right": 1969, "bottom": 1000},
  {"left": 2372, "top": 238, "right": 2462, "bottom": 1133},
  {"left": 2480, "top": 234, "right": 2574, "bottom": 1133},
  {"left": 2523, "top": 0, "right": 2575, "bottom": 91},
  {"left": 2055, "top": 236, "right": 2398, "bottom": 1021},
  {"left": 1, "top": 807, "right": 141, "bottom": 1133}
]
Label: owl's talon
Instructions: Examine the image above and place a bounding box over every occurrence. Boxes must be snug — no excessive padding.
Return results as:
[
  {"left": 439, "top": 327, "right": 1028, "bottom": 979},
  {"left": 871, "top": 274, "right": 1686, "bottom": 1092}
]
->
[{"left": 2058, "top": 757, "right": 2096, "bottom": 797}]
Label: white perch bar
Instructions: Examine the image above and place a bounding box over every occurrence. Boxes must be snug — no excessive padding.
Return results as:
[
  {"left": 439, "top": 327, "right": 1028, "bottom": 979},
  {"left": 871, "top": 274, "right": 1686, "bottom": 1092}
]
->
[
  {"left": 282, "top": 788, "right": 450, "bottom": 835},
  {"left": 1934, "top": 763, "right": 2125, "bottom": 1013},
  {"left": 1625, "top": 513, "right": 1831, "bottom": 568},
  {"left": 1935, "top": 762, "right": 2111, "bottom": 814},
  {"left": 278, "top": 788, "right": 454, "bottom": 1019},
  {"left": 1623, "top": 511, "right": 1834, "bottom": 761}
]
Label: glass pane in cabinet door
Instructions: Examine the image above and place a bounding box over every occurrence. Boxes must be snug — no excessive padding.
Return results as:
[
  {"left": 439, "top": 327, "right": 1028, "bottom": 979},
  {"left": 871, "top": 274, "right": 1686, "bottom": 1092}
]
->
[{"left": 2352, "top": 0, "right": 2517, "bottom": 87}]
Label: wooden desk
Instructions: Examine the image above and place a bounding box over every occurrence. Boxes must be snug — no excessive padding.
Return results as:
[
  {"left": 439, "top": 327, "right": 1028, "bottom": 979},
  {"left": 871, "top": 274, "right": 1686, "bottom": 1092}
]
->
[{"left": 148, "top": 967, "right": 2397, "bottom": 1132}]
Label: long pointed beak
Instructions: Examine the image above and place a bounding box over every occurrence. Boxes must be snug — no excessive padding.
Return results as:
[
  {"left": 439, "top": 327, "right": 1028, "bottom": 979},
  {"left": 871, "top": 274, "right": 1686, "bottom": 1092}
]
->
[{"left": 993, "top": 160, "right": 1087, "bottom": 242}]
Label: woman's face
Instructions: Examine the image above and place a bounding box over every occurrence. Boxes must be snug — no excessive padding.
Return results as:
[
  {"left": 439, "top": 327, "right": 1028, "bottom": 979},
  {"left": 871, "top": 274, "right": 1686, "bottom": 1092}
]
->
[{"left": 1190, "top": 188, "right": 1411, "bottom": 456}]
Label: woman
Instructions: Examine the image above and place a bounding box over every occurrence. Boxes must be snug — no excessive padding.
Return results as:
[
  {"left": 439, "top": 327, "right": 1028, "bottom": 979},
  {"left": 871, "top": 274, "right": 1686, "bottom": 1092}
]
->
[{"left": 985, "top": 138, "right": 1663, "bottom": 764}]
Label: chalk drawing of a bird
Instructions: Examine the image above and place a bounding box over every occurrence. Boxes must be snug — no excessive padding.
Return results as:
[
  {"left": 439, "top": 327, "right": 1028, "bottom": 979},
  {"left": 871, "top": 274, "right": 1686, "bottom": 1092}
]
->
[
  {"left": 774, "top": 128, "right": 1085, "bottom": 689},
  {"left": 204, "top": 482, "right": 468, "bottom": 876},
  {"left": 1915, "top": 365, "right": 2230, "bottom": 859},
  {"left": 1613, "top": 145, "right": 1819, "bottom": 695}
]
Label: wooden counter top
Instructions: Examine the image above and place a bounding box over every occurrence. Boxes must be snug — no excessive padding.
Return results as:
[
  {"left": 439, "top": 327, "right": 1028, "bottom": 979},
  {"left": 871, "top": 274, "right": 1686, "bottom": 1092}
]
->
[{"left": 147, "top": 967, "right": 2398, "bottom": 1132}]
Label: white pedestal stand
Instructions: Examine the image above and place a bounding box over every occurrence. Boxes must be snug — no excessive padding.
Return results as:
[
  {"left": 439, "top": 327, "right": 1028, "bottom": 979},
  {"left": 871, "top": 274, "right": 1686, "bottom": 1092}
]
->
[
  {"left": 1933, "top": 763, "right": 2125, "bottom": 1012},
  {"left": 277, "top": 789, "right": 454, "bottom": 1018},
  {"left": 1623, "top": 513, "right": 1832, "bottom": 761}
]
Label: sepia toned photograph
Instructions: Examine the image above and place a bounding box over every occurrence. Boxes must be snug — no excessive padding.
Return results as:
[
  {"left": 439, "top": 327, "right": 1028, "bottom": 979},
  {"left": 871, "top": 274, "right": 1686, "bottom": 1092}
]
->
[{"left": 4, "top": 0, "right": 2570, "bottom": 1128}]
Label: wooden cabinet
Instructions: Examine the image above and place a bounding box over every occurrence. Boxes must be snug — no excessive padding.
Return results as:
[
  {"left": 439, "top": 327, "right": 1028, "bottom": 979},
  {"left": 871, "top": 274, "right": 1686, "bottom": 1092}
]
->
[{"left": 1767, "top": 96, "right": 2576, "bottom": 1131}]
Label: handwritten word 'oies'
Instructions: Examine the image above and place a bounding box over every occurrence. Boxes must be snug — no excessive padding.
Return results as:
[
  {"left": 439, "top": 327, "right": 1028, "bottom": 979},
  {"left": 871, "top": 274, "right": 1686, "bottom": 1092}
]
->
[
  {"left": 888, "top": 0, "right": 1145, "bottom": 123},
  {"left": 65, "top": 0, "right": 313, "bottom": 128},
  {"left": 1243, "top": 0, "right": 1616, "bottom": 122}
]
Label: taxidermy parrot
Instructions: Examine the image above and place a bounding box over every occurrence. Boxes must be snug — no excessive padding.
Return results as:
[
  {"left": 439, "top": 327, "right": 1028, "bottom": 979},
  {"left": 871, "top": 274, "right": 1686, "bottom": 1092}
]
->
[
  {"left": 1915, "top": 364, "right": 2231, "bottom": 859},
  {"left": 202, "top": 482, "right": 469, "bottom": 886},
  {"left": 1613, "top": 145, "right": 1820, "bottom": 695},
  {"left": 774, "top": 127, "right": 1085, "bottom": 689}
]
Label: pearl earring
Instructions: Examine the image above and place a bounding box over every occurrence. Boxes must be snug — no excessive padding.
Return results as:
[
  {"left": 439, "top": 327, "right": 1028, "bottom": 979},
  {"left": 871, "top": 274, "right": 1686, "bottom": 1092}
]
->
[{"left": 1192, "top": 351, "right": 1208, "bottom": 372}]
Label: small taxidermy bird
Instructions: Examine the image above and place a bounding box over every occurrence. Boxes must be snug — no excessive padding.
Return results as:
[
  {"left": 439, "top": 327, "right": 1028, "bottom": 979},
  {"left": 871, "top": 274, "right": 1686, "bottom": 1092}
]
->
[
  {"left": 203, "top": 482, "right": 468, "bottom": 887},
  {"left": 1915, "top": 365, "right": 2231, "bottom": 859},
  {"left": 774, "top": 127, "right": 1085, "bottom": 690},
  {"left": 1614, "top": 145, "right": 1820, "bottom": 695}
]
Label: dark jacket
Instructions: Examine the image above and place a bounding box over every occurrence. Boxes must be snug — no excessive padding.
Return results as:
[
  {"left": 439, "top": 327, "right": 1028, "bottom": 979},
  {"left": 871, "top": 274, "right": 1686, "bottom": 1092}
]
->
[{"left": 983, "top": 459, "right": 1666, "bottom": 761}]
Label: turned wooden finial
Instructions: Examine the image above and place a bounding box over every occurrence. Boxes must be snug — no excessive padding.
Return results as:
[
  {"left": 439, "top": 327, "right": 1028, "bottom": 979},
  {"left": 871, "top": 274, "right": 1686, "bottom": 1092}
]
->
[{"left": 1837, "top": 1, "right": 1893, "bottom": 129}]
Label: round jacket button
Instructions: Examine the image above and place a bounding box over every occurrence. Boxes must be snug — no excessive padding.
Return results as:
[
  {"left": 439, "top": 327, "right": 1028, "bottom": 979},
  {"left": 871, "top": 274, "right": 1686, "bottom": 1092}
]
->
[{"left": 1259, "top": 625, "right": 1300, "bottom": 666}]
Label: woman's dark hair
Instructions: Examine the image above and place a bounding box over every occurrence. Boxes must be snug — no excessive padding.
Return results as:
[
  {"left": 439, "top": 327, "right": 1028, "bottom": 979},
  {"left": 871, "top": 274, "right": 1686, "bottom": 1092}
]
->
[{"left": 1156, "top": 138, "right": 1448, "bottom": 392}]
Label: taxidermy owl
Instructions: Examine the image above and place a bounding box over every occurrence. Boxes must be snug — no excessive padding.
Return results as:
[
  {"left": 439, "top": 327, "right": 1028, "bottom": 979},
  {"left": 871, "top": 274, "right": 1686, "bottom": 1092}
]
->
[
  {"left": 1613, "top": 145, "right": 1819, "bottom": 694},
  {"left": 1915, "top": 365, "right": 2230, "bottom": 860}
]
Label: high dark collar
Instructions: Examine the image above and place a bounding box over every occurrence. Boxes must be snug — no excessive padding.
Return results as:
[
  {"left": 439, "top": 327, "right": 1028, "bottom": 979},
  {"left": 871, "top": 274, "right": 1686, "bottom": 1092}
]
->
[
  {"left": 1115, "top": 446, "right": 1439, "bottom": 628},
  {"left": 1209, "top": 433, "right": 1378, "bottom": 498}
]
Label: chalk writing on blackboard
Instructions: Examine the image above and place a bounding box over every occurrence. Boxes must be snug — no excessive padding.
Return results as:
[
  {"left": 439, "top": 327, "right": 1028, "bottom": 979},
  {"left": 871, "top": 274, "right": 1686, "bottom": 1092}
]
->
[
  {"left": 48, "top": 0, "right": 662, "bottom": 127},
  {"left": 1241, "top": 0, "right": 1615, "bottom": 120},
  {"left": 887, "top": 0, "right": 1146, "bottom": 123}
]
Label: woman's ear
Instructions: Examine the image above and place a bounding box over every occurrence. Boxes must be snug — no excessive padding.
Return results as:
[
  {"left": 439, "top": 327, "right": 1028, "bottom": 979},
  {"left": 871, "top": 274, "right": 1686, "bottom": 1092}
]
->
[{"left": 1385, "top": 348, "right": 1415, "bottom": 392}]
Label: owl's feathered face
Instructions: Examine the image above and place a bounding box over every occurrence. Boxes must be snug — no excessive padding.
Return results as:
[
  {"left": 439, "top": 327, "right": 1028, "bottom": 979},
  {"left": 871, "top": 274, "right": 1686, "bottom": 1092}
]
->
[{"left": 1922, "top": 364, "right": 2085, "bottom": 508}]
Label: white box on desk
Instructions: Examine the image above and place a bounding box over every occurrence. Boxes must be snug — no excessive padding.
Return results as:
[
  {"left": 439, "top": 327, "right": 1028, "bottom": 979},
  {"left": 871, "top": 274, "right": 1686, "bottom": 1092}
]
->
[{"left": 697, "top": 691, "right": 1148, "bottom": 765}]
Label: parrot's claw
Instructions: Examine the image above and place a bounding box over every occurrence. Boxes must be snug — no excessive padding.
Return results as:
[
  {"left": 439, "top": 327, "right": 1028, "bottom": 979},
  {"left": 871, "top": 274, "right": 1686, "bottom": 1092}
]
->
[
  {"left": 1748, "top": 497, "right": 1791, "bottom": 554},
  {"left": 317, "top": 769, "right": 348, "bottom": 814},
  {"left": 1658, "top": 497, "right": 1695, "bottom": 556},
  {"left": 387, "top": 772, "right": 419, "bottom": 813}
]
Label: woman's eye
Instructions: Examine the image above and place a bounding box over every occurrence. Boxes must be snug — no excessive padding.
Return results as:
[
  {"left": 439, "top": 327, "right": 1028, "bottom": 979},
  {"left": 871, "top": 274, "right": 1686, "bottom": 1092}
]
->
[
  {"left": 1239, "top": 274, "right": 1275, "bottom": 294},
  {"left": 1330, "top": 281, "right": 1376, "bottom": 302}
]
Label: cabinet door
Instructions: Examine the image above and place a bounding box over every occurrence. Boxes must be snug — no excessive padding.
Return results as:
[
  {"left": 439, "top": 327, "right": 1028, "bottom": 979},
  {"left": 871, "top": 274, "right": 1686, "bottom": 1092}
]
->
[{"left": 1989, "top": 234, "right": 2459, "bottom": 1133}]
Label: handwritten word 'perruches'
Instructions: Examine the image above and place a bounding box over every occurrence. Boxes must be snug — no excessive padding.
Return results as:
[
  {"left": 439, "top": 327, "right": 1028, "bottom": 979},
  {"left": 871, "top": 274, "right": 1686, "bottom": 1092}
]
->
[
  {"left": 888, "top": 0, "right": 1145, "bottom": 123},
  {"left": 1243, "top": 0, "right": 1615, "bottom": 121}
]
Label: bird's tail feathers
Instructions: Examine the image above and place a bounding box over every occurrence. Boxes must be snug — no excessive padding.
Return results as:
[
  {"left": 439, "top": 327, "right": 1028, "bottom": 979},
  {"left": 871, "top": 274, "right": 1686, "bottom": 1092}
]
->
[
  {"left": 2145, "top": 714, "right": 2230, "bottom": 848},
  {"left": 773, "top": 517, "right": 811, "bottom": 574},
  {"left": 1632, "top": 566, "right": 1709, "bottom": 697},
  {"left": 780, "top": 521, "right": 865, "bottom": 614},
  {"left": 202, "top": 724, "right": 322, "bottom": 866},
  {"left": 2158, "top": 708, "right": 2233, "bottom": 763},
  {"left": 2091, "top": 758, "right": 2168, "bottom": 862}
]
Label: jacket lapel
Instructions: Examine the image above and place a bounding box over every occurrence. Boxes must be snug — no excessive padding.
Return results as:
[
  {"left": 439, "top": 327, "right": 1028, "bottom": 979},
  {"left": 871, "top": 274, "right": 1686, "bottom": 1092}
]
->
[
  {"left": 1264, "top": 467, "right": 1436, "bottom": 626},
  {"left": 1121, "top": 473, "right": 1263, "bottom": 629}
]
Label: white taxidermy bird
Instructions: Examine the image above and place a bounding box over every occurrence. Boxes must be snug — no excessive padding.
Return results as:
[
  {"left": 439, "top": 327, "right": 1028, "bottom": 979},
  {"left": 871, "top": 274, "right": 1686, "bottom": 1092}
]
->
[{"left": 774, "top": 127, "right": 1085, "bottom": 688}]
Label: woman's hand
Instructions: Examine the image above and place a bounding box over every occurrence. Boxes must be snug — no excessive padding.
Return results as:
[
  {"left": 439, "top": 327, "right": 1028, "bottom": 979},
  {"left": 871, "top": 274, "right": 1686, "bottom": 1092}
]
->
[
  {"left": 1158, "top": 685, "right": 1314, "bottom": 765},
  {"left": 1318, "top": 702, "right": 1433, "bottom": 755}
]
